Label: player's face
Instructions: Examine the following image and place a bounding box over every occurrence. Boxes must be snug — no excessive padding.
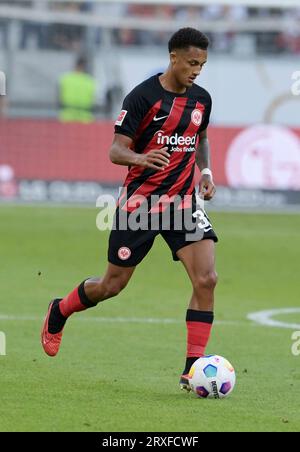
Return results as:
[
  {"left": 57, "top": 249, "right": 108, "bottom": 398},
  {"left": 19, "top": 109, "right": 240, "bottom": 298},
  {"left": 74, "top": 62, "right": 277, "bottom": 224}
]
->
[{"left": 170, "top": 47, "right": 207, "bottom": 89}]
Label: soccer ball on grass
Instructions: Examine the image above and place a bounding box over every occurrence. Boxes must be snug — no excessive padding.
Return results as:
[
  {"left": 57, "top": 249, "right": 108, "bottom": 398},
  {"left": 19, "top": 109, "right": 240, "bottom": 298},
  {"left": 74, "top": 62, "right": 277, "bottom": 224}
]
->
[{"left": 188, "top": 355, "right": 236, "bottom": 399}]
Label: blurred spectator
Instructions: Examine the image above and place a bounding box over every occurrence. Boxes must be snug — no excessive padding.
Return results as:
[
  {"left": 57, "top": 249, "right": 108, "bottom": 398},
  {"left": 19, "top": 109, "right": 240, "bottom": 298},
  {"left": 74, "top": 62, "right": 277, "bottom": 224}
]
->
[
  {"left": 127, "top": 4, "right": 155, "bottom": 18},
  {"left": 1, "top": 1, "right": 300, "bottom": 55},
  {"left": 49, "top": 1, "right": 84, "bottom": 51},
  {"left": 277, "top": 7, "right": 300, "bottom": 54},
  {"left": 200, "top": 4, "right": 230, "bottom": 53},
  {"left": 201, "top": 4, "right": 225, "bottom": 20},
  {"left": 58, "top": 55, "right": 97, "bottom": 123},
  {"left": 19, "top": 0, "right": 48, "bottom": 49},
  {"left": 117, "top": 28, "right": 136, "bottom": 46},
  {"left": 20, "top": 21, "right": 48, "bottom": 49},
  {"left": 175, "top": 6, "right": 202, "bottom": 23},
  {"left": 277, "top": 30, "right": 300, "bottom": 55},
  {"left": 151, "top": 5, "right": 175, "bottom": 45},
  {"left": 92, "top": 0, "right": 127, "bottom": 46},
  {"left": 0, "top": 19, "right": 8, "bottom": 49},
  {"left": 221, "top": 6, "right": 250, "bottom": 53},
  {"left": 93, "top": 1, "right": 126, "bottom": 17},
  {"left": 80, "top": 1, "right": 93, "bottom": 13},
  {"left": 225, "top": 5, "right": 249, "bottom": 21}
]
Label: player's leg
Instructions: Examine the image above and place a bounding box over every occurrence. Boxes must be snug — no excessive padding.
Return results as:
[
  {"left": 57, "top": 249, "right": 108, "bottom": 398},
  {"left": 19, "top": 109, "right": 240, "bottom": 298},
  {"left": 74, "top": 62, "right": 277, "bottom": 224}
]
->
[
  {"left": 41, "top": 263, "right": 135, "bottom": 357},
  {"left": 60, "top": 262, "right": 136, "bottom": 316},
  {"left": 41, "top": 220, "right": 157, "bottom": 357},
  {"left": 177, "top": 239, "right": 217, "bottom": 387}
]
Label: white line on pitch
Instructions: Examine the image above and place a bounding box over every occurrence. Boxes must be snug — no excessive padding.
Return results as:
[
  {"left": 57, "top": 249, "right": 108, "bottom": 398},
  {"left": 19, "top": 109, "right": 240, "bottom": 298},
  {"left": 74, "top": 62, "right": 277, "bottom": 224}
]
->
[
  {"left": 2, "top": 309, "right": 299, "bottom": 329},
  {"left": 0, "top": 313, "right": 246, "bottom": 326},
  {"left": 248, "top": 308, "right": 300, "bottom": 330}
]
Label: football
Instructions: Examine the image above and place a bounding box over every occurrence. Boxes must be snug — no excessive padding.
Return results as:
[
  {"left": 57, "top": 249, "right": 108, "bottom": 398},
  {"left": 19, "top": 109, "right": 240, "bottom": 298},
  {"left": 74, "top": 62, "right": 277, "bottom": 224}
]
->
[{"left": 188, "top": 355, "right": 236, "bottom": 399}]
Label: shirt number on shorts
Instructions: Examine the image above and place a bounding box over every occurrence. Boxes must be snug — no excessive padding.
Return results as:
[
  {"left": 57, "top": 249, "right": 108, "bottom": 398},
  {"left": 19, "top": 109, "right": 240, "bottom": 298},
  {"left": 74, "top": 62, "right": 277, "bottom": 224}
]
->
[{"left": 192, "top": 209, "right": 212, "bottom": 232}]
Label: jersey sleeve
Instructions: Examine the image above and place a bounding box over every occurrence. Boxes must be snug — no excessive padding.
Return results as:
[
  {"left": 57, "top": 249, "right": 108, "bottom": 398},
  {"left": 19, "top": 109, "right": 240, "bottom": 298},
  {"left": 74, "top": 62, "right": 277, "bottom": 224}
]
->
[
  {"left": 114, "top": 88, "right": 148, "bottom": 140},
  {"left": 199, "top": 92, "right": 212, "bottom": 133}
]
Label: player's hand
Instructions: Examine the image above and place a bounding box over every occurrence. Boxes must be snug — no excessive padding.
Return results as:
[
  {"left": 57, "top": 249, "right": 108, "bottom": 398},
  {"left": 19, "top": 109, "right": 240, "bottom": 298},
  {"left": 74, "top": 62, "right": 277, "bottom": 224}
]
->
[
  {"left": 199, "top": 174, "right": 216, "bottom": 200},
  {"left": 137, "top": 147, "right": 170, "bottom": 171}
]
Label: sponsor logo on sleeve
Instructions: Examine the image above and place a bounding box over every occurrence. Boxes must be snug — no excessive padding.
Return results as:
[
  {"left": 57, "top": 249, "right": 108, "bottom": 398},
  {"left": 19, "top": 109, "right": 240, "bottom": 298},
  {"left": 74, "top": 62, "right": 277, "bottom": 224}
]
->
[{"left": 115, "top": 110, "right": 128, "bottom": 126}]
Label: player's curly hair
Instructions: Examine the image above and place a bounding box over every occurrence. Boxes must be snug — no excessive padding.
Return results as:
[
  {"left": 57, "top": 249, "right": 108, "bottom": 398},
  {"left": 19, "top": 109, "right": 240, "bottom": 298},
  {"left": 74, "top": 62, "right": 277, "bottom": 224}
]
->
[{"left": 168, "top": 28, "right": 209, "bottom": 53}]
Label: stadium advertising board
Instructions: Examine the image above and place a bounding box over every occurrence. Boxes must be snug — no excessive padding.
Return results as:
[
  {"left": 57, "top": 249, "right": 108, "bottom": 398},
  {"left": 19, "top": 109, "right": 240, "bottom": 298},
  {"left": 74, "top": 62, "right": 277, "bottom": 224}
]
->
[{"left": 0, "top": 120, "right": 300, "bottom": 208}]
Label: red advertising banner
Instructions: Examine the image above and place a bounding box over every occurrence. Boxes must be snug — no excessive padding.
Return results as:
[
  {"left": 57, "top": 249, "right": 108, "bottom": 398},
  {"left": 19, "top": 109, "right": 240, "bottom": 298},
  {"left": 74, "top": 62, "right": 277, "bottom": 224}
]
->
[{"left": 1, "top": 119, "right": 300, "bottom": 190}]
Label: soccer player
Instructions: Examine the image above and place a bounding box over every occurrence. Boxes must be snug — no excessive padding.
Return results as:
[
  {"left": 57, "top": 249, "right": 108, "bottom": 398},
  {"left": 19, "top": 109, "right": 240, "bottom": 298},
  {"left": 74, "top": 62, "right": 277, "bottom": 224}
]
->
[{"left": 41, "top": 28, "right": 218, "bottom": 390}]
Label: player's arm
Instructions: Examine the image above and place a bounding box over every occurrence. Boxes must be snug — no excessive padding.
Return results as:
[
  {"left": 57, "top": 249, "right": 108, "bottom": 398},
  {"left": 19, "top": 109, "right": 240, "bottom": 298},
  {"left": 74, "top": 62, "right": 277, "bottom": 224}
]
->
[
  {"left": 196, "top": 128, "right": 216, "bottom": 200},
  {"left": 109, "top": 133, "right": 170, "bottom": 171}
]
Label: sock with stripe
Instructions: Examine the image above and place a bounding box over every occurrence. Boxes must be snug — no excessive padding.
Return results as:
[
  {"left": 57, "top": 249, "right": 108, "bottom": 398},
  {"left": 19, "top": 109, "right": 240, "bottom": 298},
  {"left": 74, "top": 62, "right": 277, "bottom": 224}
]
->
[
  {"left": 182, "top": 309, "right": 214, "bottom": 375},
  {"left": 48, "top": 280, "right": 96, "bottom": 334}
]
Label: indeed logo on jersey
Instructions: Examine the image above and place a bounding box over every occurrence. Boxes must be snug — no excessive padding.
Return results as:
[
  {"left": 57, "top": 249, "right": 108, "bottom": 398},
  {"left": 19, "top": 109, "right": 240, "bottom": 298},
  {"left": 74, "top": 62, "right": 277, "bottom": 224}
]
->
[{"left": 156, "top": 131, "right": 197, "bottom": 153}]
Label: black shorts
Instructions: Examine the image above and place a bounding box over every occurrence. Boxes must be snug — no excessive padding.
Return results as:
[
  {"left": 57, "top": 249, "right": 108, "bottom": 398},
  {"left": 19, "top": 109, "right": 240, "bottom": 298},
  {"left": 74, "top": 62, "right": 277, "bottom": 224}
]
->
[{"left": 108, "top": 201, "right": 218, "bottom": 267}]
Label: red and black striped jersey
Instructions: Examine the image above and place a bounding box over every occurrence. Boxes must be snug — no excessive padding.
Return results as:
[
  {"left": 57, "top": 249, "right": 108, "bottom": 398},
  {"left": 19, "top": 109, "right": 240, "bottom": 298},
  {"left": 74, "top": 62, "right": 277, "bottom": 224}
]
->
[{"left": 114, "top": 73, "right": 212, "bottom": 210}]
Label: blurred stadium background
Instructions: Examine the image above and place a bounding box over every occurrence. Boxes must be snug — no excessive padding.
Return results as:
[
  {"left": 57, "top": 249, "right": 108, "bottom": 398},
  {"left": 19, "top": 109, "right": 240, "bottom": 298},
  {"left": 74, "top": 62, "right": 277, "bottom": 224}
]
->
[
  {"left": 1, "top": 1, "right": 300, "bottom": 433},
  {"left": 0, "top": 0, "right": 299, "bottom": 209}
]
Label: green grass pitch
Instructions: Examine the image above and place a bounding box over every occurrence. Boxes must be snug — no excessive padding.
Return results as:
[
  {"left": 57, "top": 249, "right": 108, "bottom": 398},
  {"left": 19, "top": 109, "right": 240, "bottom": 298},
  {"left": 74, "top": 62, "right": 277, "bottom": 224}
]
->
[{"left": 0, "top": 205, "right": 299, "bottom": 432}]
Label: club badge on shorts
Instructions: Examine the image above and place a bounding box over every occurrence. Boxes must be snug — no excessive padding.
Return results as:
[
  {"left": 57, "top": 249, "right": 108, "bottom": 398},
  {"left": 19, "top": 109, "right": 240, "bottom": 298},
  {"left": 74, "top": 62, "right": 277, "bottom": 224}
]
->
[{"left": 118, "top": 247, "right": 131, "bottom": 260}]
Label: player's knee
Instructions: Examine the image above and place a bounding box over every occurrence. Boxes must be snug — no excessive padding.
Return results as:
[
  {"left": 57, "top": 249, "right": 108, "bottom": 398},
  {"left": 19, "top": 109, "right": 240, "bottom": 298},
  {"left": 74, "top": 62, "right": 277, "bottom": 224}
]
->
[
  {"left": 103, "top": 276, "right": 128, "bottom": 298},
  {"left": 194, "top": 271, "right": 218, "bottom": 293},
  {"left": 105, "top": 282, "right": 123, "bottom": 298}
]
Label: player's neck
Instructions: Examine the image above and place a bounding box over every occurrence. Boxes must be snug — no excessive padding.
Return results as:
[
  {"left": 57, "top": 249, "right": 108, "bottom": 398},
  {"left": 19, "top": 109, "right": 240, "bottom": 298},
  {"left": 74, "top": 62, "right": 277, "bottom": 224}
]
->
[{"left": 159, "top": 72, "right": 187, "bottom": 94}]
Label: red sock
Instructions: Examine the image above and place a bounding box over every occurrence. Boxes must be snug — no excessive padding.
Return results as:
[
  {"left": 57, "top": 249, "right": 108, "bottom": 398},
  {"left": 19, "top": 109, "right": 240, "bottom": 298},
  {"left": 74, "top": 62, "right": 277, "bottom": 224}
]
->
[
  {"left": 186, "top": 309, "right": 214, "bottom": 358},
  {"left": 59, "top": 280, "right": 95, "bottom": 318}
]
